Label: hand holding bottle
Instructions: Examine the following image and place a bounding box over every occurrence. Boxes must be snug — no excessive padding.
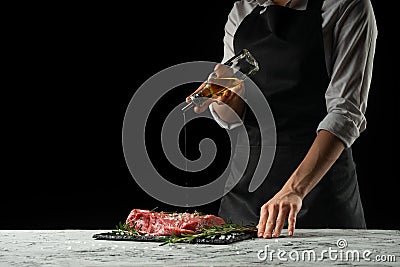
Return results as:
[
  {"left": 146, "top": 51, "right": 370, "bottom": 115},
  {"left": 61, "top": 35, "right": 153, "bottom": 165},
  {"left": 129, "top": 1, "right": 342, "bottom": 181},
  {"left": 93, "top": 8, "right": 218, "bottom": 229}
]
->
[
  {"left": 183, "top": 49, "right": 259, "bottom": 115},
  {"left": 185, "top": 64, "right": 246, "bottom": 114}
]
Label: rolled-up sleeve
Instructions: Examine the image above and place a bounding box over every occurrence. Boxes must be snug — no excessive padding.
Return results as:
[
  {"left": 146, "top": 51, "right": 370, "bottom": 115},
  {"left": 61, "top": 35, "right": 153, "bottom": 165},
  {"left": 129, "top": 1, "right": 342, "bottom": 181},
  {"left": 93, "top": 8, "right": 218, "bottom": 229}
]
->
[{"left": 317, "top": 0, "right": 377, "bottom": 147}]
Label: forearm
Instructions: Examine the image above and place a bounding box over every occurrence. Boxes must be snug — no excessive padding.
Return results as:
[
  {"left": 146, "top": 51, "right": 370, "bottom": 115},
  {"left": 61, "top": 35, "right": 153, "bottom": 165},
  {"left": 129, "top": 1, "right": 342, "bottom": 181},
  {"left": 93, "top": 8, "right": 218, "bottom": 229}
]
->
[{"left": 282, "top": 130, "right": 345, "bottom": 198}]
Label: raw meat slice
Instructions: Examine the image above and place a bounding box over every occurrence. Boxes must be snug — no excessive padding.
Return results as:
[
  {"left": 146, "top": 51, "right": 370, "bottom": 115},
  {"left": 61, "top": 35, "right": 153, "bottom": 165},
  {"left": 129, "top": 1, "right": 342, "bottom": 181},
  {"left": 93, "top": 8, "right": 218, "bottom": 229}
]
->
[{"left": 125, "top": 209, "right": 226, "bottom": 236}]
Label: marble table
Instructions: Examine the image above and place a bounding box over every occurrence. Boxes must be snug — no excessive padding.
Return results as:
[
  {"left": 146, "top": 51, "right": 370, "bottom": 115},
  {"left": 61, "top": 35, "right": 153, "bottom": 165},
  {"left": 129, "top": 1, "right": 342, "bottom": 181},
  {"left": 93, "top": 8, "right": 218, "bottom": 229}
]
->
[{"left": 0, "top": 229, "right": 399, "bottom": 266}]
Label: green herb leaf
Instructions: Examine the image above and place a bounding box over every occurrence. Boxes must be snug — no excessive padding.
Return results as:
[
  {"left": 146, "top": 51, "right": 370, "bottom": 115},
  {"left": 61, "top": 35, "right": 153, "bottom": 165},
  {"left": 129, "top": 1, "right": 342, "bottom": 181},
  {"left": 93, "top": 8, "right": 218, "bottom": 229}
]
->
[{"left": 158, "top": 223, "right": 257, "bottom": 246}]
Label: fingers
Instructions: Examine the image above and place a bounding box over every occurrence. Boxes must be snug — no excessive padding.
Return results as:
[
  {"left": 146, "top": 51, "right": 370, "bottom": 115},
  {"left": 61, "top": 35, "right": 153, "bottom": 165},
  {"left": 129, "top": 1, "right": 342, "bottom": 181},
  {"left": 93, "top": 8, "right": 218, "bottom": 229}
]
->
[
  {"left": 186, "top": 82, "right": 214, "bottom": 114},
  {"left": 217, "top": 83, "right": 245, "bottom": 104},
  {"left": 263, "top": 204, "right": 278, "bottom": 238},
  {"left": 257, "top": 204, "right": 268, "bottom": 237},
  {"left": 197, "top": 83, "right": 241, "bottom": 113},
  {"left": 217, "top": 89, "right": 232, "bottom": 103},
  {"left": 193, "top": 98, "right": 215, "bottom": 113},
  {"left": 258, "top": 201, "right": 299, "bottom": 239},
  {"left": 185, "top": 64, "right": 242, "bottom": 112},
  {"left": 273, "top": 203, "right": 289, "bottom": 238},
  {"left": 186, "top": 82, "right": 206, "bottom": 103},
  {"left": 287, "top": 204, "right": 297, "bottom": 237}
]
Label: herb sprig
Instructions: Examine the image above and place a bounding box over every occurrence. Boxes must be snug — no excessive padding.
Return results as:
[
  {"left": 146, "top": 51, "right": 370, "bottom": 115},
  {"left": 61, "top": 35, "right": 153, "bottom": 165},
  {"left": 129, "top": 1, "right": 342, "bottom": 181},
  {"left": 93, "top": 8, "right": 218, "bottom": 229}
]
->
[
  {"left": 113, "top": 214, "right": 257, "bottom": 246},
  {"left": 113, "top": 221, "right": 141, "bottom": 236},
  {"left": 159, "top": 223, "right": 256, "bottom": 246}
]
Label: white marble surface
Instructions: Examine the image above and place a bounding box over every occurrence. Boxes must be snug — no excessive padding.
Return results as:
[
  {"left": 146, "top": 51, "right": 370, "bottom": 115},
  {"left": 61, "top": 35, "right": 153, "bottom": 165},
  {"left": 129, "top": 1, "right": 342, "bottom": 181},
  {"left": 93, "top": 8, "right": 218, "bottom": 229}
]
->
[{"left": 0, "top": 229, "right": 399, "bottom": 266}]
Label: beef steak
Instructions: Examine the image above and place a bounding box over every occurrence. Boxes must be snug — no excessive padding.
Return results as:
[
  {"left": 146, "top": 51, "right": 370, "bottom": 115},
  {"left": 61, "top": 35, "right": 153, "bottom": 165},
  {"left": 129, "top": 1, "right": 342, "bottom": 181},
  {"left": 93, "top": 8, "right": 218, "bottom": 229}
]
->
[{"left": 125, "top": 209, "right": 226, "bottom": 236}]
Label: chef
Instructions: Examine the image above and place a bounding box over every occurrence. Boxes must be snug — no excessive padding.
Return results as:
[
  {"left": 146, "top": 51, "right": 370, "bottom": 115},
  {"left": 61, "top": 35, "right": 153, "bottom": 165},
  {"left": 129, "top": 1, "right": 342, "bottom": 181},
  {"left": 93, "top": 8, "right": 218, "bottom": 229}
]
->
[{"left": 186, "top": 0, "right": 377, "bottom": 238}]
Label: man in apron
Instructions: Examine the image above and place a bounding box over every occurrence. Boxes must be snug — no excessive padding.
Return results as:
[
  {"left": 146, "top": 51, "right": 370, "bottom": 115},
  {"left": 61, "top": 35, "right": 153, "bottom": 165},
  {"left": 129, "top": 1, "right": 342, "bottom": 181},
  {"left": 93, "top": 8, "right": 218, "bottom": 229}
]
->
[{"left": 187, "top": 0, "right": 377, "bottom": 238}]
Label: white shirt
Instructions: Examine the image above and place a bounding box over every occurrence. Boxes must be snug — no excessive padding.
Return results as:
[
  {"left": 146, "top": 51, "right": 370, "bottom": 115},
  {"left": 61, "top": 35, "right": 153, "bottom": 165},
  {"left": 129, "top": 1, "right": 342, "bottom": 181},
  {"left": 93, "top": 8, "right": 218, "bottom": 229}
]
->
[{"left": 209, "top": 0, "right": 378, "bottom": 147}]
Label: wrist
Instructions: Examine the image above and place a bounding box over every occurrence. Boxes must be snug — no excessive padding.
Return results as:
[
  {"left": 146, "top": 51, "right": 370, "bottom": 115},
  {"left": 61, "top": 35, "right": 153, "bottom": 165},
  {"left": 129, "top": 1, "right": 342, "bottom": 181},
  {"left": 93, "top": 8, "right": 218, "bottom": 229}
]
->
[{"left": 282, "top": 171, "right": 310, "bottom": 200}]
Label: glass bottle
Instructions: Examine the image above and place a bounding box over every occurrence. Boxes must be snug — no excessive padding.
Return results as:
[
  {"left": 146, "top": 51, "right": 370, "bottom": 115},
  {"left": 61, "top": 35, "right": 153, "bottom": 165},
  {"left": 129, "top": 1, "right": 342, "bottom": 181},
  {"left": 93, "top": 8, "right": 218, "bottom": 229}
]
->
[{"left": 182, "top": 49, "right": 259, "bottom": 111}]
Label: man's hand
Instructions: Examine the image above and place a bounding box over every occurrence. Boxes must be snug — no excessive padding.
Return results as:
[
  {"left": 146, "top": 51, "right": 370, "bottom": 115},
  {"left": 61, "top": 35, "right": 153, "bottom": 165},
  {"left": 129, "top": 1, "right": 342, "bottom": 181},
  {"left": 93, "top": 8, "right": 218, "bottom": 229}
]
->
[
  {"left": 257, "top": 189, "right": 302, "bottom": 238},
  {"left": 185, "top": 64, "right": 245, "bottom": 114},
  {"left": 257, "top": 130, "right": 345, "bottom": 239},
  {"left": 185, "top": 82, "right": 210, "bottom": 113}
]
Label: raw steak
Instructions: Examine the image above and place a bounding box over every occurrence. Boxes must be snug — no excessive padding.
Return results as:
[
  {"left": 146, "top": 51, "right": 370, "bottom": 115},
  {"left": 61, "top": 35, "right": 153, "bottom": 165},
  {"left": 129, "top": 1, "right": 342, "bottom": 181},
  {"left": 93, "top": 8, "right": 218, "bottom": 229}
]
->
[{"left": 125, "top": 209, "right": 226, "bottom": 236}]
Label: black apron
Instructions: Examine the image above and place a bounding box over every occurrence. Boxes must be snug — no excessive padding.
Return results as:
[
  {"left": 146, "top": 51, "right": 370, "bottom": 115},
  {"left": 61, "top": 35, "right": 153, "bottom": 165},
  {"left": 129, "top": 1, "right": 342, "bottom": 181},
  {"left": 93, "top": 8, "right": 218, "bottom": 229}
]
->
[{"left": 218, "top": 0, "right": 366, "bottom": 228}]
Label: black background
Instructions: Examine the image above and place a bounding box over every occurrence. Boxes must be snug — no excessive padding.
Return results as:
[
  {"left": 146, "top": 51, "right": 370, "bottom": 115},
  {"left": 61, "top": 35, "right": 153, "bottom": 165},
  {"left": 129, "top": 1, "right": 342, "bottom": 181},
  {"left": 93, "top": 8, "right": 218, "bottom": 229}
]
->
[{"left": 2, "top": 1, "right": 397, "bottom": 229}]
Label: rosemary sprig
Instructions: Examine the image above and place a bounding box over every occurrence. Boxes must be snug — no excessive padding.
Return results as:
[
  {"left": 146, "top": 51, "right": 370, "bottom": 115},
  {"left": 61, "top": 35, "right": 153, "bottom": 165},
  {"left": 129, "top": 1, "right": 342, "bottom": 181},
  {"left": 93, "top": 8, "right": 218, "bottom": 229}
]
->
[
  {"left": 112, "top": 215, "right": 257, "bottom": 246},
  {"left": 112, "top": 221, "right": 141, "bottom": 236},
  {"left": 159, "top": 223, "right": 257, "bottom": 246}
]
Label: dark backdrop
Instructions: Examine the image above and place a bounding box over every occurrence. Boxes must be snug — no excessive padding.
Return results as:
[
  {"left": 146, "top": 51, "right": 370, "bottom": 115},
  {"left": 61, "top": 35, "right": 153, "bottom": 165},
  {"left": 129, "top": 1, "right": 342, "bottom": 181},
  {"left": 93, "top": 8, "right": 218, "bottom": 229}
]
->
[{"left": 2, "top": 1, "right": 397, "bottom": 229}]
